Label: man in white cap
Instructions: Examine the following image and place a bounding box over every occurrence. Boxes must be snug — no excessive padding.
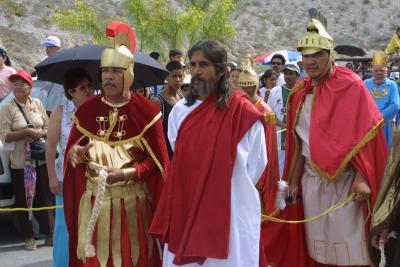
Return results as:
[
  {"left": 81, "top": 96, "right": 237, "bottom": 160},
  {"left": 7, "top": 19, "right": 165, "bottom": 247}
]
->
[
  {"left": 38, "top": 36, "right": 64, "bottom": 113},
  {"left": 40, "top": 36, "right": 61, "bottom": 58}
]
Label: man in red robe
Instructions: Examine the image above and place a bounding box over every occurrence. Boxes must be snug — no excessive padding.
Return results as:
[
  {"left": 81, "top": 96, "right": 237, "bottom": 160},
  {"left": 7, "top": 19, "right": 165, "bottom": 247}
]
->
[
  {"left": 150, "top": 40, "right": 268, "bottom": 267},
  {"left": 63, "top": 21, "right": 168, "bottom": 267},
  {"left": 263, "top": 9, "right": 389, "bottom": 267}
]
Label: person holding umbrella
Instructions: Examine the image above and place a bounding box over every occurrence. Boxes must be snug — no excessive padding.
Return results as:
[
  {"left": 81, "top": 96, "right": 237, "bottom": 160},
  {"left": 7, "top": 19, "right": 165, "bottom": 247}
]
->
[
  {"left": 63, "top": 21, "right": 168, "bottom": 267},
  {"left": 45, "top": 68, "right": 93, "bottom": 267}
]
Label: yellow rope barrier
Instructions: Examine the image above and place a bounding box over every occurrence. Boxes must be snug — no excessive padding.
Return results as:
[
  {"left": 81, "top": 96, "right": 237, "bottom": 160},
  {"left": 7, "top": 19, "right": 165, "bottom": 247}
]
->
[
  {"left": 0, "top": 205, "right": 63, "bottom": 212},
  {"left": 262, "top": 193, "right": 355, "bottom": 224},
  {"left": 276, "top": 128, "right": 287, "bottom": 134}
]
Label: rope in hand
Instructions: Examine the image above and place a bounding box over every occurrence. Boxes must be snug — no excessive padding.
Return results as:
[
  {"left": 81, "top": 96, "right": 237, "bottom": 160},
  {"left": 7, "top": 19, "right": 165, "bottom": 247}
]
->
[
  {"left": 262, "top": 193, "right": 355, "bottom": 224},
  {"left": 84, "top": 162, "right": 108, "bottom": 258}
]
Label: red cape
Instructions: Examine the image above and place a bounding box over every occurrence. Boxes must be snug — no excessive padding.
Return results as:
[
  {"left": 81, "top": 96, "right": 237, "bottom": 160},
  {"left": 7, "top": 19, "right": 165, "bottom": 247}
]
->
[
  {"left": 254, "top": 99, "right": 280, "bottom": 267},
  {"left": 150, "top": 91, "right": 264, "bottom": 265},
  {"left": 63, "top": 93, "right": 169, "bottom": 267},
  {"left": 263, "top": 66, "right": 389, "bottom": 267},
  {"left": 254, "top": 99, "right": 280, "bottom": 216}
]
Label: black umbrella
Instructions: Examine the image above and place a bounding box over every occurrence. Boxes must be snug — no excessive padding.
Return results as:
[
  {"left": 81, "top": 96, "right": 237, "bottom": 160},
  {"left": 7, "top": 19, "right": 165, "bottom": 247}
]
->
[
  {"left": 35, "top": 45, "right": 169, "bottom": 90},
  {"left": 334, "top": 44, "right": 366, "bottom": 57}
]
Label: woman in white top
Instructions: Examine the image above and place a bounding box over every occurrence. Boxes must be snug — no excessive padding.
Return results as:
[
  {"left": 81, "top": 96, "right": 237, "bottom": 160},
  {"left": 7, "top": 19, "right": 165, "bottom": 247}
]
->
[{"left": 46, "top": 68, "right": 93, "bottom": 266}]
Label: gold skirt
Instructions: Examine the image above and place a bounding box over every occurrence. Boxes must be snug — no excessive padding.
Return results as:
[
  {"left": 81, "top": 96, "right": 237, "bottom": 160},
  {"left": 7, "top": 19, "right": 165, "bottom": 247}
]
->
[{"left": 77, "top": 178, "right": 153, "bottom": 267}]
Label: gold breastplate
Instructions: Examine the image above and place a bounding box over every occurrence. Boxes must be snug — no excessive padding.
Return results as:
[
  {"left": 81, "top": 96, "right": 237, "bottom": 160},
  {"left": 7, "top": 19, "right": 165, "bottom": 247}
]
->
[{"left": 85, "top": 138, "right": 146, "bottom": 185}]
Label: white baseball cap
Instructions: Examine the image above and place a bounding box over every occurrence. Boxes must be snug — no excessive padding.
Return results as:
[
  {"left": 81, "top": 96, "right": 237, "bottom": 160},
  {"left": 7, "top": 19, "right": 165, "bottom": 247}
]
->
[{"left": 40, "top": 36, "right": 61, "bottom": 47}]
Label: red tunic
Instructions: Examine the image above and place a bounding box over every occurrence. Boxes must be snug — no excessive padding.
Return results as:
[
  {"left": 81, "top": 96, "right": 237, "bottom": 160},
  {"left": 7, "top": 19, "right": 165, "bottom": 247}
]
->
[
  {"left": 263, "top": 67, "right": 389, "bottom": 267},
  {"left": 254, "top": 99, "right": 280, "bottom": 267},
  {"left": 150, "top": 91, "right": 264, "bottom": 265},
  {"left": 63, "top": 93, "right": 169, "bottom": 267}
]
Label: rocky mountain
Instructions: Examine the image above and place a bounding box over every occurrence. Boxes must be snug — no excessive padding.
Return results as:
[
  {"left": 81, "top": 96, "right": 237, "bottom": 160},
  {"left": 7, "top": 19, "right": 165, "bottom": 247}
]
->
[{"left": 0, "top": 0, "right": 398, "bottom": 71}]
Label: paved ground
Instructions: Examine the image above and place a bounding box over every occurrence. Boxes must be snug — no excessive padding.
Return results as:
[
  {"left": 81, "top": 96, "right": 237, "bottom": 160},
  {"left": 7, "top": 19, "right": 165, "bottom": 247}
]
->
[{"left": 0, "top": 213, "right": 52, "bottom": 267}]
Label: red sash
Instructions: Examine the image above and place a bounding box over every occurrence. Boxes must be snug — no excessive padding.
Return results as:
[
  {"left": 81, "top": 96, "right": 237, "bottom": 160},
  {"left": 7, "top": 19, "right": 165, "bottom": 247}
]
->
[{"left": 150, "top": 91, "right": 263, "bottom": 265}]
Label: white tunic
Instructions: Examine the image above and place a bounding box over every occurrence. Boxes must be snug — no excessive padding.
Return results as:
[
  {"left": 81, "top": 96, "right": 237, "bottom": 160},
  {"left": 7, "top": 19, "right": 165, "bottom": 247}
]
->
[{"left": 164, "top": 98, "right": 267, "bottom": 267}]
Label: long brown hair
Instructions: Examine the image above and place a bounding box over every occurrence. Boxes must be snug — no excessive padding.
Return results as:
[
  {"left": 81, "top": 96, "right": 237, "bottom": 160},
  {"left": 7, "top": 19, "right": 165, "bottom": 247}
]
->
[{"left": 186, "top": 40, "right": 231, "bottom": 109}]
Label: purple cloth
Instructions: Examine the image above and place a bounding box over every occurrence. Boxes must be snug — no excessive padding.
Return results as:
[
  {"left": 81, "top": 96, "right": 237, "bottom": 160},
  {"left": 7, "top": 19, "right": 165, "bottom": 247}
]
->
[{"left": 23, "top": 143, "right": 36, "bottom": 209}]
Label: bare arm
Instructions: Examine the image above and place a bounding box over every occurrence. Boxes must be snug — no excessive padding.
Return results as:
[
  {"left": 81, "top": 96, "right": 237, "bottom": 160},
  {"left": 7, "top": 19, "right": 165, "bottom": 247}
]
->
[
  {"left": 45, "top": 106, "right": 62, "bottom": 195},
  {"left": 5, "top": 128, "right": 30, "bottom": 143}
]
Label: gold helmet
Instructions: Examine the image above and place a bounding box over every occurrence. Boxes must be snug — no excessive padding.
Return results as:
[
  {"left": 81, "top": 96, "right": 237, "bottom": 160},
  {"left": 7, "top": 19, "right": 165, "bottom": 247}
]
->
[
  {"left": 100, "top": 21, "right": 136, "bottom": 98},
  {"left": 297, "top": 9, "right": 334, "bottom": 61},
  {"left": 238, "top": 54, "right": 259, "bottom": 88},
  {"left": 372, "top": 51, "right": 389, "bottom": 67}
]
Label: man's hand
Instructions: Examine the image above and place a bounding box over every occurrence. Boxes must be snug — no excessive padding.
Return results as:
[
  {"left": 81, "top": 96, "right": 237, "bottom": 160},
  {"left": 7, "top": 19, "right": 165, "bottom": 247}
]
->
[
  {"left": 69, "top": 143, "right": 93, "bottom": 167},
  {"left": 106, "top": 168, "right": 124, "bottom": 184},
  {"left": 49, "top": 176, "right": 61, "bottom": 195},
  {"left": 371, "top": 228, "right": 389, "bottom": 249},
  {"left": 351, "top": 172, "right": 371, "bottom": 202}
]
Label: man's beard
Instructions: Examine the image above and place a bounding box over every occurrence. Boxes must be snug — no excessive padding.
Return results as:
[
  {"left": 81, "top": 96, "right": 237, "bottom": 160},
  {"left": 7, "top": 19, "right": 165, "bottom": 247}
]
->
[{"left": 190, "top": 75, "right": 212, "bottom": 97}]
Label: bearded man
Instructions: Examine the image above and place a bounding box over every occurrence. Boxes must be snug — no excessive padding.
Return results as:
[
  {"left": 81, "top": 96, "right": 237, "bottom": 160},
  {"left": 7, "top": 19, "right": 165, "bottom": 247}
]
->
[{"left": 150, "top": 40, "right": 268, "bottom": 267}]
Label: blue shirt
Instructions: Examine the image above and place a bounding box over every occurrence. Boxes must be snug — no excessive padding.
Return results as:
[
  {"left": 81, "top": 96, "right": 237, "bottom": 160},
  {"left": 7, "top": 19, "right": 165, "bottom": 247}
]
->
[
  {"left": 365, "top": 77, "right": 400, "bottom": 147},
  {"left": 364, "top": 78, "right": 400, "bottom": 122}
]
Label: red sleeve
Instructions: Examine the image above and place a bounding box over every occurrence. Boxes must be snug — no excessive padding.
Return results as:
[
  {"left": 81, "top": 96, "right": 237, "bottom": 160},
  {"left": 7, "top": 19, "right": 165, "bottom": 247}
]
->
[
  {"left": 259, "top": 120, "right": 280, "bottom": 215},
  {"left": 134, "top": 155, "right": 157, "bottom": 180}
]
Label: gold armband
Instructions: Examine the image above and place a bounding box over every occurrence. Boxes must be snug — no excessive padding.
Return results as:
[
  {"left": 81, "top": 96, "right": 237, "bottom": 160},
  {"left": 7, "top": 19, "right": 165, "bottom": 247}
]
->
[{"left": 122, "top": 167, "right": 136, "bottom": 181}]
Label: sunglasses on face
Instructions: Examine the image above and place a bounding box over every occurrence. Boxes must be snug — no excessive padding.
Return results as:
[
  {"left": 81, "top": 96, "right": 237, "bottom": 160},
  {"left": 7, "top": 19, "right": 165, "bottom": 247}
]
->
[{"left": 272, "top": 62, "right": 282, "bottom": 65}]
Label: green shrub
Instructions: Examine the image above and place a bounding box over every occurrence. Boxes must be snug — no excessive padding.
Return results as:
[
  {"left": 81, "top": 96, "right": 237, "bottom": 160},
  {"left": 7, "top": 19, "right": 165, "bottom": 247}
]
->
[{"left": 3, "top": 0, "right": 27, "bottom": 17}]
